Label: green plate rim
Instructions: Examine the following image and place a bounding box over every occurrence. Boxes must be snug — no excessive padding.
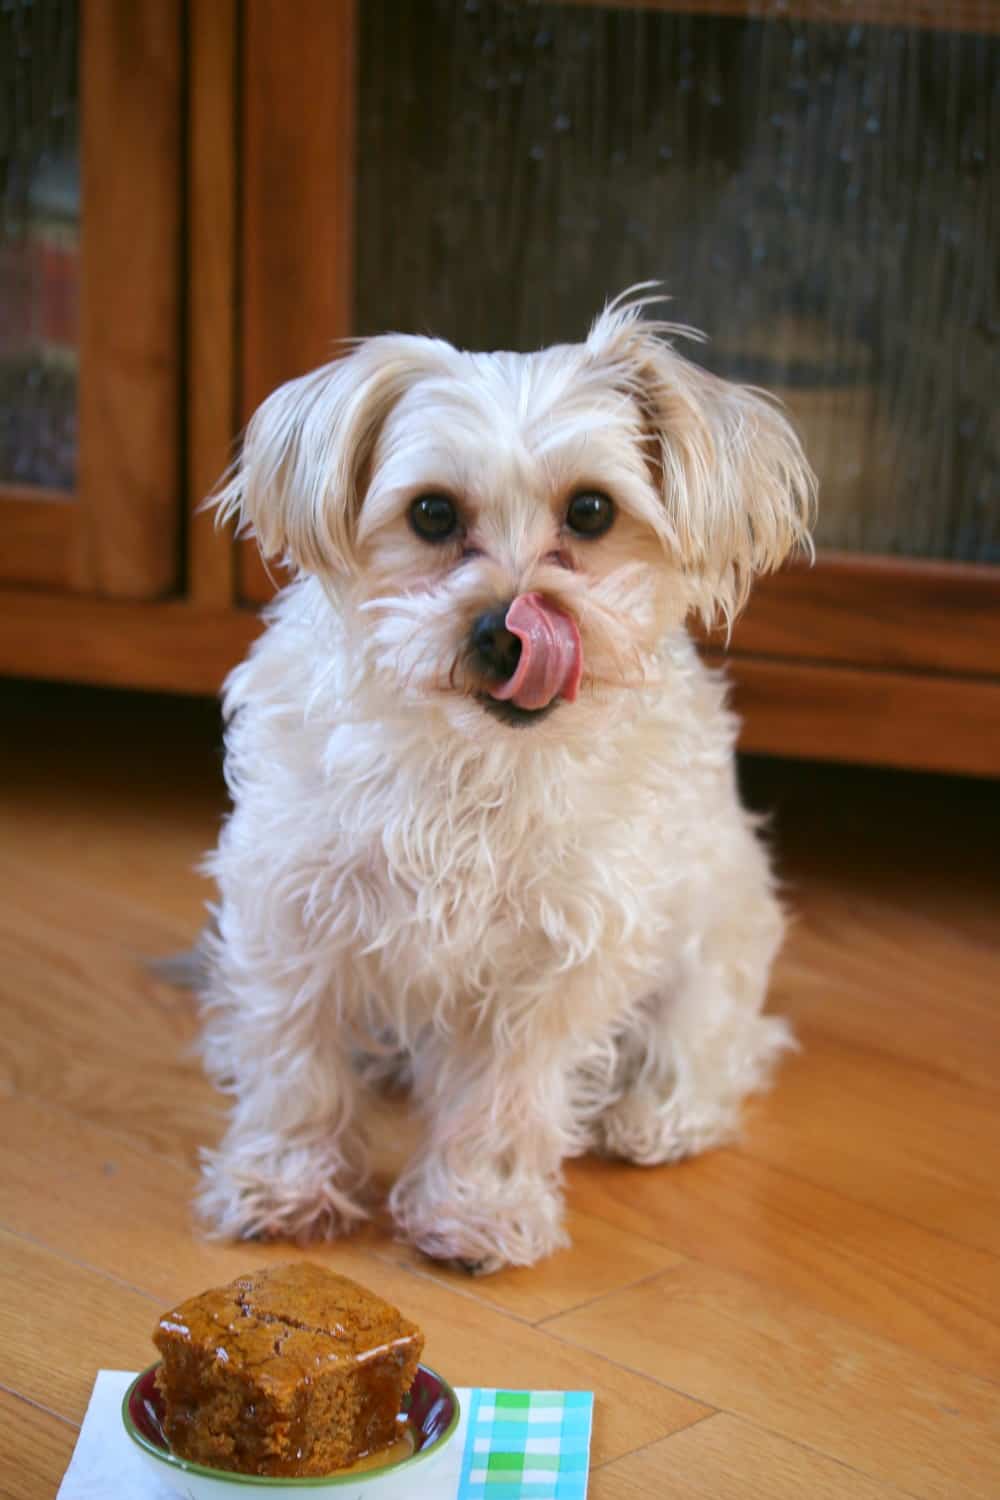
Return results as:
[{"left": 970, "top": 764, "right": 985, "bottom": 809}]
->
[{"left": 121, "top": 1361, "right": 461, "bottom": 1488}]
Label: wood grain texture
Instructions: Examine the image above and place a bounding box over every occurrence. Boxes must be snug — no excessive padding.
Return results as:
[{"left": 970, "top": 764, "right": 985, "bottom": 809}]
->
[
  {"left": 0, "top": 590, "right": 260, "bottom": 693},
  {"left": 238, "top": 0, "right": 356, "bottom": 605},
  {"left": 0, "top": 495, "right": 76, "bottom": 591},
  {"left": 591, "top": 1413, "right": 913, "bottom": 1500},
  {"left": 723, "top": 653, "right": 1000, "bottom": 775},
  {"left": 2, "top": 687, "right": 999, "bottom": 1498},
  {"left": 77, "top": 0, "right": 183, "bottom": 598},
  {"left": 241, "top": 0, "right": 356, "bottom": 415},
  {"left": 717, "top": 554, "right": 1000, "bottom": 678},
  {"left": 774, "top": 899, "right": 1000, "bottom": 1094},
  {"left": 0, "top": 854, "right": 221, "bottom": 1164},
  {"left": 187, "top": 0, "right": 239, "bottom": 607},
  {"left": 739, "top": 1037, "right": 1000, "bottom": 1253},
  {"left": 546, "top": 1264, "right": 1000, "bottom": 1500},
  {"left": 0, "top": 1232, "right": 161, "bottom": 1422},
  {"left": 0, "top": 1096, "right": 374, "bottom": 1304},
  {"left": 0, "top": 1390, "right": 78, "bottom": 1500},
  {"left": 566, "top": 1142, "right": 1000, "bottom": 1382}
]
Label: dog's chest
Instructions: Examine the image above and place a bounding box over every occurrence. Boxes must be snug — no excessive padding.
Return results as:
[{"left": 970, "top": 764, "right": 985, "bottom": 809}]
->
[{"left": 339, "top": 778, "right": 670, "bottom": 1001}]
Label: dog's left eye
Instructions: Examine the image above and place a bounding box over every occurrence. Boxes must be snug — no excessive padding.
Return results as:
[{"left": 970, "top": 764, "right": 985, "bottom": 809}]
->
[
  {"left": 566, "top": 490, "right": 615, "bottom": 538},
  {"left": 409, "top": 493, "right": 459, "bottom": 543}
]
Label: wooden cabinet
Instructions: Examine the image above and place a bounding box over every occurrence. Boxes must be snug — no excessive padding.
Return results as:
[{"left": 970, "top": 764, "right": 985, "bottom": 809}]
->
[
  {"left": 2, "top": 0, "right": 998, "bottom": 773},
  {"left": 2, "top": 0, "right": 183, "bottom": 599},
  {"left": 1, "top": 0, "right": 253, "bottom": 690}
]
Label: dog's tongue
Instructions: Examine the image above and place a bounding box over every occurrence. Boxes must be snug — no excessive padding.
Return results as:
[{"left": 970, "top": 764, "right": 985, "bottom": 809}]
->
[{"left": 489, "top": 593, "right": 582, "bottom": 711}]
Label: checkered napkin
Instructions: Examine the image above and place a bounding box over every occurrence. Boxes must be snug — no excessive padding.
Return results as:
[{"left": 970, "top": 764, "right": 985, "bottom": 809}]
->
[
  {"left": 57, "top": 1373, "right": 594, "bottom": 1500},
  {"left": 457, "top": 1390, "right": 594, "bottom": 1500}
]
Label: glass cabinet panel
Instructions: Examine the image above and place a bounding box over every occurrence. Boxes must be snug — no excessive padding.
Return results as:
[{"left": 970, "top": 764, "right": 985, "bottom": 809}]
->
[
  {"left": 354, "top": 1, "right": 998, "bottom": 563},
  {"left": 1, "top": 0, "right": 79, "bottom": 494}
]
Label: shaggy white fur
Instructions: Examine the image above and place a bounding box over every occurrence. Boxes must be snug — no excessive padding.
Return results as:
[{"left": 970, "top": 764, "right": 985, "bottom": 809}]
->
[{"left": 197, "top": 292, "right": 815, "bottom": 1271}]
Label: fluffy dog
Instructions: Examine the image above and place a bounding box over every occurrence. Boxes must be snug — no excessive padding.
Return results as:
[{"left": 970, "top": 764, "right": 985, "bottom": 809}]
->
[{"left": 198, "top": 292, "right": 814, "bottom": 1271}]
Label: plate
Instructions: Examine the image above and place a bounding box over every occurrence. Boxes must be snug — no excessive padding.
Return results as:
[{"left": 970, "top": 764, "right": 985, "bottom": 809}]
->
[{"left": 121, "top": 1362, "right": 460, "bottom": 1499}]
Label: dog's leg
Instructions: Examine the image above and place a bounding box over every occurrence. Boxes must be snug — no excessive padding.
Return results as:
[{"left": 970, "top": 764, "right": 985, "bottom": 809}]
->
[
  {"left": 389, "top": 1034, "right": 576, "bottom": 1273},
  {"left": 597, "top": 879, "right": 794, "bottom": 1165},
  {"left": 196, "top": 946, "right": 369, "bottom": 1243}
]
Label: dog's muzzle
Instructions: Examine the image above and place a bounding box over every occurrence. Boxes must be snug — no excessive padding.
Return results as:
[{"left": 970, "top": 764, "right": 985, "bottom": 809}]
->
[{"left": 471, "top": 594, "right": 582, "bottom": 717}]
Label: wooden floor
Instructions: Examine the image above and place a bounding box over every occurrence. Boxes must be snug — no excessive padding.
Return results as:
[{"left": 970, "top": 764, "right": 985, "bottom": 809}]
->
[{"left": 2, "top": 680, "right": 999, "bottom": 1500}]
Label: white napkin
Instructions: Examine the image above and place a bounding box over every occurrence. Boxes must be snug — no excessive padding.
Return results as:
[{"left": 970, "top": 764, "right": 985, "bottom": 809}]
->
[{"left": 57, "top": 1371, "right": 470, "bottom": 1499}]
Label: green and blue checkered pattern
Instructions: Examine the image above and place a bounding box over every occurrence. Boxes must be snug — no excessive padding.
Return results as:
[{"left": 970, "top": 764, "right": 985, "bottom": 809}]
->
[{"left": 457, "top": 1389, "right": 593, "bottom": 1499}]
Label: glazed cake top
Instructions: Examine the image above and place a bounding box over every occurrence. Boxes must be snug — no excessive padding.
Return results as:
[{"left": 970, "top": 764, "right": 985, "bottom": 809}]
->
[{"left": 154, "top": 1263, "right": 421, "bottom": 1387}]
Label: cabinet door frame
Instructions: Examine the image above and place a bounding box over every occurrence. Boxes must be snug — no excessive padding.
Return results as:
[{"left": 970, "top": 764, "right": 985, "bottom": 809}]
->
[
  {"left": 566, "top": 1, "right": 1000, "bottom": 34},
  {"left": 0, "top": 0, "right": 248, "bottom": 691},
  {"left": 1, "top": 0, "right": 184, "bottom": 600},
  {"left": 715, "top": 555, "right": 1000, "bottom": 679},
  {"left": 236, "top": 0, "right": 356, "bottom": 606}
]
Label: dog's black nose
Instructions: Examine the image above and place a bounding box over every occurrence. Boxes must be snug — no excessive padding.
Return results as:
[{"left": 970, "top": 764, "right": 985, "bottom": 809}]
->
[{"left": 472, "top": 605, "right": 521, "bottom": 682}]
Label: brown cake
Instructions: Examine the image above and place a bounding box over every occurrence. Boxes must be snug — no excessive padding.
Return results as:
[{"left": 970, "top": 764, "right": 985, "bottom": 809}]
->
[{"left": 152, "top": 1263, "right": 424, "bottom": 1476}]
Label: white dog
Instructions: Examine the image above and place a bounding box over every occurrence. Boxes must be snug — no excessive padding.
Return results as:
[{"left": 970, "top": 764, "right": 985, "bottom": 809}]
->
[{"left": 197, "top": 292, "right": 814, "bottom": 1272}]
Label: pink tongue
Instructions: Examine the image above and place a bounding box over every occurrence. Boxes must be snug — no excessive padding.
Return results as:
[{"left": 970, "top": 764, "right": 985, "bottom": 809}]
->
[{"left": 489, "top": 593, "right": 583, "bottom": 711}]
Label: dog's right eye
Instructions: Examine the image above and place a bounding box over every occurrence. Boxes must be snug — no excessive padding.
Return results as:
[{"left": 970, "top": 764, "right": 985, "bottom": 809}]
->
[{"left": 409, "top": 493, "right": 459, "bottom": 543}]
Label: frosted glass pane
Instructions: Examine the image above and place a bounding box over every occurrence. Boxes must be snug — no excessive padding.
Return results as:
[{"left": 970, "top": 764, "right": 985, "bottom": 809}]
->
[
  {"left": 1, "top": 0, "right": 79, "bottom": 493},
  {"left": 355, "top": 1, "right": 998, "bottom": 563}
]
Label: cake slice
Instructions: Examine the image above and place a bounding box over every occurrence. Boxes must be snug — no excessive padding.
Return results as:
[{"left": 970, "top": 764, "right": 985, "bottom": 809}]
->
[{"left": 153, "top": 1262, "right": 424, "bottom": 1476}]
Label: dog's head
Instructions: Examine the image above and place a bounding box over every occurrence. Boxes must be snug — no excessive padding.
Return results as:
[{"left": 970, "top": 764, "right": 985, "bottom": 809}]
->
[{"left": 217, "top": 294, "right": 814, "bottom": 737}]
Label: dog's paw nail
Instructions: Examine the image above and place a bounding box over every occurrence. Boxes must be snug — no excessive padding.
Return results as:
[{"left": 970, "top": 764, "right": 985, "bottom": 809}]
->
[
  {"left": 441, "top": 1254, "right": 504, "bottom": 1277},
  {"left": 240, "top": 1223, "right": 278, "bottom": 1243}
]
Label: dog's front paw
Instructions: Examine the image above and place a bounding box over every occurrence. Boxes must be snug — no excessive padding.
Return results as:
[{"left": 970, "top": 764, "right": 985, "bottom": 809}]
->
[
  {"left": 389, "top": 1166, "right": 568, "bottom": 1272},
  {"left": 197, "top": 1140, "right": 369, "bottom": 1244}
]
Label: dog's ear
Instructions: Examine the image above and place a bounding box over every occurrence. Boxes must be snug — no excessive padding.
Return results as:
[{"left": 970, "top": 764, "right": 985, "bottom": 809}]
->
[
  {"left": 589, "top": 297, "right": 816, "bottom": 626},
  {"left": 212, "top": 337, "right": 442, "bottom": 576}
]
